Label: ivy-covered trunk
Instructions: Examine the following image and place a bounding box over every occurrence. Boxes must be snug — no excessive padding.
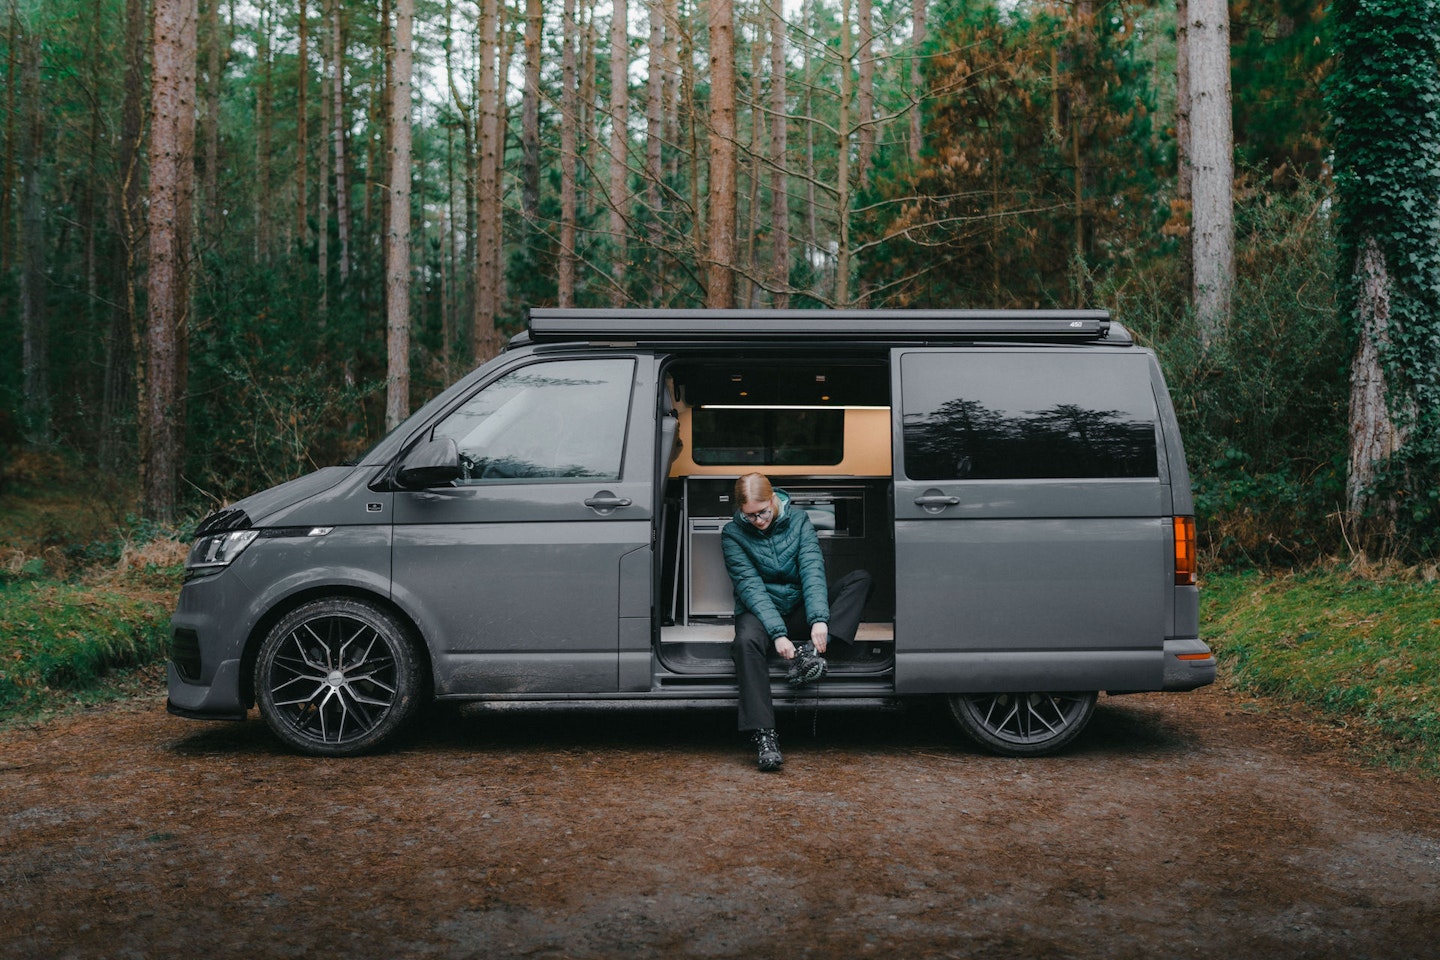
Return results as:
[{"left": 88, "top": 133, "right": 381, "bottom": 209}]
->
[
  {"left": 1347, "top": 238, "right": 1408, "bottom": 515},
  {"left": 1330, "top": 0, "right": 1440, "bottom": 552}
]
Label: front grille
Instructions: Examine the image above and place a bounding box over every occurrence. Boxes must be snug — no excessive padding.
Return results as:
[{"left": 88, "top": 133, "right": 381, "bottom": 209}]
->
[{"left": 170, "top": 628, "right": 202, "bottom": 682}]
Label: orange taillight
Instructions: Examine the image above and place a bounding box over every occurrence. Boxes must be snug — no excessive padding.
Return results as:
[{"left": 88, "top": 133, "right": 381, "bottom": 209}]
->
[{"left": 1174, "top": 516, "right": 1197, "bottom": 586}]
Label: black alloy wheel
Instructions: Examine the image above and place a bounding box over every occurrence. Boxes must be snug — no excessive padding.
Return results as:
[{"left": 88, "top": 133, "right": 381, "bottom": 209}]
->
[
  {"left": 947, "top": 691, "right": 1098, "bottom": 757},
  {"left": 254, "top": 598, "right": 425, "bottom": 756}
]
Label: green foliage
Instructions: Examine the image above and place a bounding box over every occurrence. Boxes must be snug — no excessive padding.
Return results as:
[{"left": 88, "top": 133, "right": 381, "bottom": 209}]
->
[
  {"left": 1205, "top": 565, "right": 1440, "bottom": 777},
  {"left": 1328, "top": 0, "right": 1440, "bottom": 554},
  {"left": 187, "top": 261, "right": 389, "bottom": 502},
  {"left": 1104, "top": 178, "right": 1349, "bottom": 565},
  {"left": 0, "top": 0, "right": 140, "bottom": 458},
  {"left": 5, "top": 0, "right": 1422, "bottom": 567},
  {"left": 861, "top": 0, "right": 1171, "bottom": 307},
  {"left": 1231, "top": 0, "right": 1333, "bottom": 182}
]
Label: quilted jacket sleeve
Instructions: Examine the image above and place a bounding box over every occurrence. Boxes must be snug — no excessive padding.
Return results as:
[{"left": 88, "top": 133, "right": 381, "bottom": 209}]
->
[{"left": 793, "top": 510, "right": 832, "bottom": 627}]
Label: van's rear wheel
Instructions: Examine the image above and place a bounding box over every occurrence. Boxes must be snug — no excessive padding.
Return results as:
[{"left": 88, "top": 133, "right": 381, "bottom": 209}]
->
[
  {"left": 255, "top": 598, "right": 425, "bottom": 757},
  {"left": 947, "top": 691, "right": 1097, "bottom": 757}
]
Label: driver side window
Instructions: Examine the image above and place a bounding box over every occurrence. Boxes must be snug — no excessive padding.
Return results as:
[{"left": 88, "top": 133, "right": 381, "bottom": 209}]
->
[{"left": 432, "top": 358, "right": 635, "bottom": 481}]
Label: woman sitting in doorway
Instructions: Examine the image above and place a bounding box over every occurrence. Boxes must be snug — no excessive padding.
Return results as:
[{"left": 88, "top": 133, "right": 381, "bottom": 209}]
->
[{"left": 722, "top": 472, "right": 873, "bottom": 772}]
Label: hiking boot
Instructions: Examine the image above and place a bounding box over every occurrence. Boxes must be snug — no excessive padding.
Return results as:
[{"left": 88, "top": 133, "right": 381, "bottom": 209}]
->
[
  {"left": 752, "top": 728, "right": 783, "bottom": 771},
  {"left": 786, "top": 641, "right": 827, "bottom": 687}
]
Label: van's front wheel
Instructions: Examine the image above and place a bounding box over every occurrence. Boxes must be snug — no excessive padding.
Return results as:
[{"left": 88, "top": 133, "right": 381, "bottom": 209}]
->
[
  {"left": 255, "top": 598, "right": 425, "bottom": 756},
  {"left": 947, "top": 691, "right": 1097, "bottom": 757}
]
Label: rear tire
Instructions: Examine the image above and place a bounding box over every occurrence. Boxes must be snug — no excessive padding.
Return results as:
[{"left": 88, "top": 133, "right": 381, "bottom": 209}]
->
[
  {"left": 947, "top": 691, "right": 1097, "bottom": 757},
  {"left": 255, "top": 598, "right": 425, "bottom": 757}
]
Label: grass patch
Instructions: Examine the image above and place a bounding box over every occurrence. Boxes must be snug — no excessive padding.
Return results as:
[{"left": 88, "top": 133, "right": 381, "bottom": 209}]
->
[
  {"left": 0, "top": 576, "right": 179, "bottom": 724},
  {"left": 0, "top": 451, "right": 150, "bottom": 580},
  {"left": 0, "top": 460, "right": 187, "bottom": 726},
  {"left": 1204, "top": 564, "right": 1440, "bottom": 777}
]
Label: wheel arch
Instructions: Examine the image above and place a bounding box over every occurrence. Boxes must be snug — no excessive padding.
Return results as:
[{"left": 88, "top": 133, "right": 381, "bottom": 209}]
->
[{"left": 240, "top": 585, "right": 434, "bottom": 709}]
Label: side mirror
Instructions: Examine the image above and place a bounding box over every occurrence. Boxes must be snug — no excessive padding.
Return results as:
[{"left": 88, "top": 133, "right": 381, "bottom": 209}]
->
[{"left": 397, "top": 436, "right": 462, "bottom": 488}]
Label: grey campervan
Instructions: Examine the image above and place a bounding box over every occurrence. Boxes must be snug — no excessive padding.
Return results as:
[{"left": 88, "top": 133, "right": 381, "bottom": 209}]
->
[{"left": 168, "top": 310, "right": 1214, "bottom": 756}]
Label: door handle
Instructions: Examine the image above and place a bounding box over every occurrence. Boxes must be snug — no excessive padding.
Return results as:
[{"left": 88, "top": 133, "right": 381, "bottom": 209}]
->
[
  {"left": 584, "top": 493, "right": 633, "bottom": 512},
  {"left": 913, "top": 494, "right": 960, "bottom": 507}
]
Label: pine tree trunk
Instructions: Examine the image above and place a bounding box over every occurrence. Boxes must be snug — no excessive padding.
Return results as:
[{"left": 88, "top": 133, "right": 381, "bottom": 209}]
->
[
  {"left": 317, "top": 6, "right": 330, "bottom": 319},
  {"left": 495, "top": 5, "right": 513, "bottom": 318},
  {"left": 909, "top": 0, "right": 924, "bottom": 166},
  {"left": 802, "top": 0, "right": 816, "bottom": 267},
  {"left": 372, "top": 0, "right": 392, "bottom": 260},
  {"left": 202, "top": 0, "right": 224, "bottom": 231},
  {"left": 665, "top": 0, "right": 681, "bottom": 201},
  {"left": 856, "top": 0, "right": 874, "bottom": 188},
  {"left": 385, "top": 0, "right": 414, "bottom": 431},
  {"left": 1175, "top": 0, "right": 1191, "bottom": 206},
  {"left": 1189, "top": 0, "right": 1233, "bottom": 349},
  {"left": 473, "top": 0, "right": 501, "bottom": 360},
  {"left": 443, "top": 123, "right": 458, "bottom": 379},
  {"left": 329, "top": 0, "right": 351, "bottom": 280},
  {"left": 705, "top": 0, "right": 736, "bottom": 307},
  {"left": 1173, "top": 0, "right": 1193, "bottom": 288},
  {"left": 743, "top": 15, "right": 762, "bottom": 307},
  {"left": 1070, "top": 0, "right": 1095, "bottom": 308},
  {"left": 559, "top": 0, "right": 579, "bottom": 305},
  {"left": 645, "top": 0, "right": 665, "bottom": 300},
  {"left": 143, "top": 0, "right": 198, "bottom": 522},
  {"left": 442, "top": 0, "right": 474, "bottom": 343},
  {"left": 582, "top": 1, "right": 598, "bottom": 231},
  {"left": 255, "top": 0, "right": 273, "bottom": 260},
  {"left": 0, "top": 0, "right": 16, "bottom": 275},
  {"left": 296, "top": 0, "right": 309, "bottom": 252},
  {"left": 83, "top": 4, "right": 104, "bottom": 384},
  {"left": 769, "top": 0, "right": 789, "bottom": 307},
  {"left": 834, "top": 0, "right": 852, "bottom": 306},
  {"left": 110, "top": 0, "right": 148, "bottom": 469},
  {"left": 522, "top": 0, "right": 542, "bottom": 227},
  {"left": 19, "top": 21, "right": 49, "bottom": 444},
  {"left": 682, "top": 12, "right": 700, "bottom": 257},
  {"left": 609, "top": 0, "right": 629, "bottom": 305}
]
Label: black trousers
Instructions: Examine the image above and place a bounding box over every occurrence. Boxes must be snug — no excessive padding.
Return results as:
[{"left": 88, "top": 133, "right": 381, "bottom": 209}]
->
[{"left": 732, "top": 569, "right": 874, "bottom": 732}]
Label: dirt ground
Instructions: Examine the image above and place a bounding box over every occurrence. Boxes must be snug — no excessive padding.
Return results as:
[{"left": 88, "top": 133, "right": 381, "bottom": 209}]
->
[{"left": 1, "top": 683, "right": 1438, "bottom": 960}]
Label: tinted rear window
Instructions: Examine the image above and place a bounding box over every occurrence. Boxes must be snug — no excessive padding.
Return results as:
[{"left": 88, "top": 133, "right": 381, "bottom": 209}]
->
[{"left": 900, "top": 352, "right": 1159, "bottom": 480}]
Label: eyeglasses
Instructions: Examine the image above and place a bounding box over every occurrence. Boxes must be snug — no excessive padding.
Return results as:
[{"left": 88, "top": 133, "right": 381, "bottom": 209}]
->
[{"left": 741, "top": 505, "right": 774, "bottom": 524}]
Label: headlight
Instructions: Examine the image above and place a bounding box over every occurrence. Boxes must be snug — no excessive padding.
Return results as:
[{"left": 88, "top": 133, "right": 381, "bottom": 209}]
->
[{"left": 185, "top": 529, "right": 260, "bottom": 577}]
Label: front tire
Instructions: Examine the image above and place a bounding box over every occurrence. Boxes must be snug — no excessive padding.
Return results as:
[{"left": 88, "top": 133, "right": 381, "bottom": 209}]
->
[
  {"left": 255, "top": 598, "right": 425, "bottom": 756},
  {"left": 947, "top": 691, "right": 1098, "bottom": 757}
]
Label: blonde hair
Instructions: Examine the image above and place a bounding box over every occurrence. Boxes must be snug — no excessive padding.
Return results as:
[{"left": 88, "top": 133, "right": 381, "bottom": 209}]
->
[{"left": 734, "top": 473, "right": 774, "bottom": 509}]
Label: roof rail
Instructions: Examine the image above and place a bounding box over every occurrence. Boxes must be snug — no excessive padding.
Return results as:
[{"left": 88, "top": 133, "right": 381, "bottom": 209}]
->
[{"left": 527, "top": 308, "right": 1113, "bottom": 343}]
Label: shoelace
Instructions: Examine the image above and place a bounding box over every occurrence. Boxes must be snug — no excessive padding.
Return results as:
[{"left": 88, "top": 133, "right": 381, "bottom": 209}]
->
[{"left": 792, "top": 660, "right": 823, "bottom": 737}]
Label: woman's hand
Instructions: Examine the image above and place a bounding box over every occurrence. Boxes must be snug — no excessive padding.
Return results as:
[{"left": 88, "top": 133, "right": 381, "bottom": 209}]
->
[
  {"left": 811, "top": 622, "right": 828, "bottom": 654},
  {"left": 774, "top": 637, "right": 796, "bottom": 660}
]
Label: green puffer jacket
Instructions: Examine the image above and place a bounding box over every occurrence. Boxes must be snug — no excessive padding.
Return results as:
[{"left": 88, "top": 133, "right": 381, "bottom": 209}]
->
[{"left": 721, "top": 489, "right": 830, "bottom": 641}]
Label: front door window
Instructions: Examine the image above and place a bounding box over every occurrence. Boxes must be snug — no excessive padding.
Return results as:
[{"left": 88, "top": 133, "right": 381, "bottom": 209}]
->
[{"left": 432, "top": 358, "right": 635, "bottom": 481}]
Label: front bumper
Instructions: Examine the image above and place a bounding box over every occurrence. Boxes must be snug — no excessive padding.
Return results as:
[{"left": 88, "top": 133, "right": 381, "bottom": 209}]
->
[{"left": 166, "top": 660, "right": 249, "bottom": 720}]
